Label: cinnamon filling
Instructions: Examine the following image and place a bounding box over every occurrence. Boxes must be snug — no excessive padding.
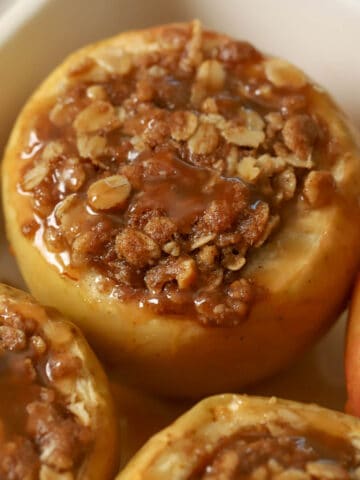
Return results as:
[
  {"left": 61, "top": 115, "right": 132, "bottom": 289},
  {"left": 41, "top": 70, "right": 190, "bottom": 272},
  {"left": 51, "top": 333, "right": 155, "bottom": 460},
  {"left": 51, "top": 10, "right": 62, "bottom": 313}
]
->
[{"left": 19, "top": 21, "right": 336, "bottom": 326}]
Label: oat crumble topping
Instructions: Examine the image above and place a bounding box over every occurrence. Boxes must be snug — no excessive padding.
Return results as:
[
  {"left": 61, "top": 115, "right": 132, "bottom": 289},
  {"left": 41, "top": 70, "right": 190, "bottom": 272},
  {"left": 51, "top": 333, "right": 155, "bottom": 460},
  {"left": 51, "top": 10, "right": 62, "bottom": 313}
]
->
[
  {"left": 19, "top": 21, "right": 336, "bottom": 326},
  {"left": 0, "top": 300, "right": 93, "bottom": 480},
  {"left": 189, "top": 425, "right": 359, "bottom": 480}
]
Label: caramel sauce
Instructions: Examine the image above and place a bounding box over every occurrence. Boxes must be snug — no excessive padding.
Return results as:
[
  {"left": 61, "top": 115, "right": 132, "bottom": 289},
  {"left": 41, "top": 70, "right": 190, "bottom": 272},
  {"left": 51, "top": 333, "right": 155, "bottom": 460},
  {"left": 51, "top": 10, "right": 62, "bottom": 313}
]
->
[
  {"left": 128, "top": 151, "right": 248, "bottom": 231},
  {"left": 0, "top": 353, "right": 42, "bottom": 436}
]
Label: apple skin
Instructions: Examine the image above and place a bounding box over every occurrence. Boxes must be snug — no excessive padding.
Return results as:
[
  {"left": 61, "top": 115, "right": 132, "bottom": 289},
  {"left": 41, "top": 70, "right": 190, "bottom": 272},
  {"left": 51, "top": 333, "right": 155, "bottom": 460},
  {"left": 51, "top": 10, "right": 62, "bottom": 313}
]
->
[{"left": 345, "top": 275, "right": 360, "bottom": 416}]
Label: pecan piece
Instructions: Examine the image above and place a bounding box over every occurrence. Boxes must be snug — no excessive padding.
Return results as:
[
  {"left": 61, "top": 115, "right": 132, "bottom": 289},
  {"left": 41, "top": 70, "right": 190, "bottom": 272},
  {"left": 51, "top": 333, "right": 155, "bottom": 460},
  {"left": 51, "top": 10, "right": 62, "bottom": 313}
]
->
[
  {"left": 145, "top": 256, "right": 197, "bottom": 292},
  {"left": 282, "top": 114, "right": 318, "bottom": 160}
]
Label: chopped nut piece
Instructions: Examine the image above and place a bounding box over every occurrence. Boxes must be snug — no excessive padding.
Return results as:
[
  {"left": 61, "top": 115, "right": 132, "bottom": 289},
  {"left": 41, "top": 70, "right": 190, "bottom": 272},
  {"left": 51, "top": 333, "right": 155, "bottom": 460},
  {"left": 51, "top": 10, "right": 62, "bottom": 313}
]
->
[
  {"left": 116, "top": 228, "right": 161, "bottom": 267},
  {"left": 188, "top": 123, "right": 219, "bottom": 154},
  {"left": 145, "top": 256, "right": 197, "bottom": 292},
  {"left": 170, "top": 111, "right": 198, "bottom": 141},
  {"left": 222, "top": 124, "right": 265, "bottom": 147},
  {"left": 237, "top": 157, "right": 261, "bottom": 183},
  {"left": 282, "top": 114, "right": 318, "bottom": 160},
  {"left": 23, "top": 161, "right": 49, "bottom": 191},
  {"left": 303, "top": 170, "right": 335, "bottom": 208},
  {"left": 163, "top": 241, "right": 180, "bottom": 256},
  {"left": 274, "top": 167, "right": 297, "bottom": 201},
  {"left": 240, "top": 201, "right": 270, "bottom": 246},
  {"left": 73, "top": 100, "right": 119, "bottom": 134},
  {"left": 87, "top": 175, "right": 131, "bottom": 210},
  {"left": 197, "top": 245, "right": 218, "bottom": 268},
  {"left": 196, "top": 59, "right": 226, "bottom": 91},
  {"left": 264, "top": 58, "right": 307, "bottom": 89},
  {"left": 222, "top": 249, "right": 246, "bottom": 271}
]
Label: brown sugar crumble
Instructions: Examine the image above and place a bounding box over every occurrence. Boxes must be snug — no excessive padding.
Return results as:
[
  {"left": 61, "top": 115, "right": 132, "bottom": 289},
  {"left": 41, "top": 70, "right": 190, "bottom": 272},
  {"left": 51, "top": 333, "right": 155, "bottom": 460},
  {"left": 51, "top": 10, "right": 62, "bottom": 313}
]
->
[
  {"left": 19, "top": 21, "right": 336, "bottom": 326},
  {"left": 0, "top": 300, "right": 93, "bottom": 480},
  {"left": 189, "top": 425, "right": 360, "bottom": 480}
]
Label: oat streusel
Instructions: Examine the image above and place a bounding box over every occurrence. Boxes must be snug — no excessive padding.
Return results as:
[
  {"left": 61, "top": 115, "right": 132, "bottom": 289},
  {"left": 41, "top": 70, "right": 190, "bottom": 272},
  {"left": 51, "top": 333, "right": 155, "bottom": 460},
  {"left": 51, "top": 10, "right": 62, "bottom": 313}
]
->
[
  {"left": 0, "top": 295, "right": 93, "bottom": 480},
  {"left": 19, "top": 21, "right": 336, "bottom": 326},
  {"left": 190, "top": 426, "right": 358, "bottom": 480}
]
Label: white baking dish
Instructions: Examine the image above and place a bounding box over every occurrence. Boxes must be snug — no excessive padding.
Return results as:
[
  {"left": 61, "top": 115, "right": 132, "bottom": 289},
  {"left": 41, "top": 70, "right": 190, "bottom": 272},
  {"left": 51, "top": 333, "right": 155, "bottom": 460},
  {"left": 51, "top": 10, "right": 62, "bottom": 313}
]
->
[{"left": 0, "top": 1, "right": 359, "bottom": 460}]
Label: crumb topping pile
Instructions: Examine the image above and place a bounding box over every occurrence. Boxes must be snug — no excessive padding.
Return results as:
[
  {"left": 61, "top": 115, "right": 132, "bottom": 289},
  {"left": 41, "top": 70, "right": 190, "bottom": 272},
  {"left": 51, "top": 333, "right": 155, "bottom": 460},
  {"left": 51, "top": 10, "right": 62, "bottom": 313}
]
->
[
  {"left": 0, "top": 299, "right": 93, "bottom": 480},
  {"left": 189, "top": 425, "right": 359, "bottom": 480},
  {"left": 20, "top": 21, "right": 336, "bottom": 326}
]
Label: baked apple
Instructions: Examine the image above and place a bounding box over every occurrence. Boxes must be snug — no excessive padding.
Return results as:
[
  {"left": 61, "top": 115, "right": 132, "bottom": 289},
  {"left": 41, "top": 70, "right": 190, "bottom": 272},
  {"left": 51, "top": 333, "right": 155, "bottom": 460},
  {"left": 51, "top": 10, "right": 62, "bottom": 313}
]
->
[
  {"left": 3, "top": 20, "right": 360, "bottom": 396},
  {"left": 346, "top": 275, "right": 360, "bottom": 416},
  {"left": 117, "top": 394, "right": 360, "bottom": 479},
  {"left": 0, "top": 283, "right": 118, "bottom": 480}
]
